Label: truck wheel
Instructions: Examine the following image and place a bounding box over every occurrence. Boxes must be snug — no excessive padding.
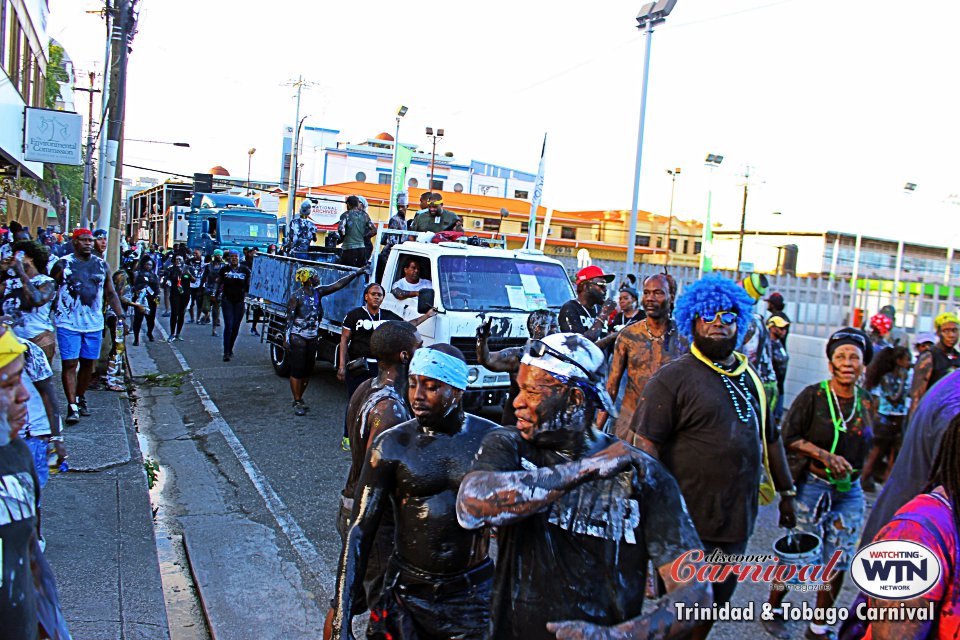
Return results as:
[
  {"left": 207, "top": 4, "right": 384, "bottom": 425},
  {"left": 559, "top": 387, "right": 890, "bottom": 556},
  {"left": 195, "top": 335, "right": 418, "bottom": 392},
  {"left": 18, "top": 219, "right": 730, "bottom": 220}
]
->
[{"left": 270, "top": 343, "right": 291, "bottom": 377}]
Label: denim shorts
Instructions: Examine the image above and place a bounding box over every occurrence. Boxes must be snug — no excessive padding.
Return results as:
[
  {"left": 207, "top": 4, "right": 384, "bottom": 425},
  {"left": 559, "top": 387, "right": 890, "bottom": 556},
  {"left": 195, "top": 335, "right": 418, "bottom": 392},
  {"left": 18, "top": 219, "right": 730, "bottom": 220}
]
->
[
  {"left": 795, "top": 473, "right": 865, "bottom": 570},
  {"left": 56, "top": 327, "right": 103, "bottom": 361},
  {"left": 24, "top": 436, "right": 50, "bottom": 491}
]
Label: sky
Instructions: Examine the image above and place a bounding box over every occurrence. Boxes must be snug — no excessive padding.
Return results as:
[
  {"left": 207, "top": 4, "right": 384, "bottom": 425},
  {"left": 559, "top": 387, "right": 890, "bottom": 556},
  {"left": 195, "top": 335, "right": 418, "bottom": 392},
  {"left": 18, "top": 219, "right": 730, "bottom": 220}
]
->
[{"left": 48, "top": 0, "right": 960, "bottom": 249}]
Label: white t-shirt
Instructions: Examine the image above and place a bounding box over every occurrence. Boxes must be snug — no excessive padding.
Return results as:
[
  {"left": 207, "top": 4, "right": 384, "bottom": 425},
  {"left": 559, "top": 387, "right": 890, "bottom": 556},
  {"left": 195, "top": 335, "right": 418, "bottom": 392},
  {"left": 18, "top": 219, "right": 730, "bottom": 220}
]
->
[
  {"left": 21, "top": 341, "right": 53, "bottom": 437},
  {"left": 392, "top": 278, "right": 432, "bottom": 293},
  {"left": 2, "top": 274, "right": 55, "bottom": 338},
  {"left": 53, "top": 253, "right": 108, "bottom": 332}
]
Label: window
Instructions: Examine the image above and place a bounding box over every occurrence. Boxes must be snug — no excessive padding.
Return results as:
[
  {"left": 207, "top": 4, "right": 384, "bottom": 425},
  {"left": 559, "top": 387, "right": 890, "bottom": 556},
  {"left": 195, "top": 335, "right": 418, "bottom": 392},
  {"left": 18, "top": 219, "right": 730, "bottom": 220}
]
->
[
  {"left": 378, "top": 173, "right": 391, "bottom": 185},
  {"left": 408, "top": 177, "right": 418, "bottom": 188},
  {"left": 430, "top": 179, "right": 444, "bottom": 191},
  {"left": 561, "top": 227, "right": 576, "bottom": 240},
  {"left": 482, "top": 218, "right": 502, "bottom": 232},
  {"left": 219, "top": 214, "right": 279, "bottom": 242},
  {"left": 656, "top": 237, "right": 662, "bottom": 248},
  {"left": 521, "top": 222, "right": 529, "bottom": 234},
  {"left": 694, "top": 241, "right": 702, "bottom": 254},
  {"left": 355, "top": 171, "right": 367, "bottom": 182},
  {"left": 438, "top": 256, "right": 574, "bottom": 312},
  {"left": 668, "top": 238, "right": 677, "bottom": 252},
  {"left": 514, "top": 190, "right": 529, "bottom": 199},
  {"left": 635, "top": 235, "right": 650, "bottom": 247},
  {"left": 683, "top": 240, "right": 689, "bottom": 254},
  {"left": 454, "top": 183, "right": 464, "bottom": 193}
]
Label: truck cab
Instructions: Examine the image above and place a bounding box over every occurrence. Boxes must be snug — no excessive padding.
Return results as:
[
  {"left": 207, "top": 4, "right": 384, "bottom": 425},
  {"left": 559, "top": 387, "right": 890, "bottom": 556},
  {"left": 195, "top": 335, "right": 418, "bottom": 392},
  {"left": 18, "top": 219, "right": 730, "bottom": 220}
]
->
[{"left": 187, "top": 193, "right": 279, "bottom": 255}]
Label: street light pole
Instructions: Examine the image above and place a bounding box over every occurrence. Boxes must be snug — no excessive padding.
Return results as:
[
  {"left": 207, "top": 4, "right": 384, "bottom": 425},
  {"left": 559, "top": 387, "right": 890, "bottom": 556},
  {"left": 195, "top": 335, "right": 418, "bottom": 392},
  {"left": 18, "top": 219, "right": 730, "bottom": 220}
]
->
[
  {"left": 665, "top": 167, "right": 680, "bottom": 265},
  {"left": 624, "top": 0, "right": 678, "bottom": 279},
  {"left": 388, "top": 106, "right": 408, "bottom": 216},
  {"left": 75, "top": 71, "right": 100, "bottom": 223},
  {"left": 247, "top": 148, "right": 256, "bottom": 192},
  {"left": 736, "top": 164, "right": 752, "bottom": 273},
  {"left": 426, "top": 127, "right": 444, "bottom": 191},
  {"left": 698, "top": 153, "right": 722, "bottom": 277}
]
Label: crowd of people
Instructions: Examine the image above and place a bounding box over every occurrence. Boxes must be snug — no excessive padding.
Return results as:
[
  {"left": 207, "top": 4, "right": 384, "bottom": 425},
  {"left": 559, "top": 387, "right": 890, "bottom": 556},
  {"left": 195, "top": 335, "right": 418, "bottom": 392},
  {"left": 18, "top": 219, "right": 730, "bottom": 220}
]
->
[
  {"left": 5, "top": 209, "right": 960, "bottom": 639},
  {"left": 323, "top": 257, "right": 960, "bottom": 640}
]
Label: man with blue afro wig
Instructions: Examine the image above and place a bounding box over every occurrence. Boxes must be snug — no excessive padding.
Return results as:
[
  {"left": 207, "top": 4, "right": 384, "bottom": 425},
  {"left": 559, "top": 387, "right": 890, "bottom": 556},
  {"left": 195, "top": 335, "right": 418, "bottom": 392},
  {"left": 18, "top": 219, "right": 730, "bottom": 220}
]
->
[
  {"left": 629, "top": 273, "right": 798, "bottom": 637},
  {"left": 672, "top": 274, "right": 756, "bottom": 350}
]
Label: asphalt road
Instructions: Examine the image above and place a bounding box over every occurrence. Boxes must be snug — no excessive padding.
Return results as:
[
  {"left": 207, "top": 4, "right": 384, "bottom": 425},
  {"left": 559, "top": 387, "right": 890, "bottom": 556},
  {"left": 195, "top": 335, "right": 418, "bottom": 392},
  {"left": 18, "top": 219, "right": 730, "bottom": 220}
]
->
[{"left": 139, "top": 313, "right": 872, "bottom": 640}]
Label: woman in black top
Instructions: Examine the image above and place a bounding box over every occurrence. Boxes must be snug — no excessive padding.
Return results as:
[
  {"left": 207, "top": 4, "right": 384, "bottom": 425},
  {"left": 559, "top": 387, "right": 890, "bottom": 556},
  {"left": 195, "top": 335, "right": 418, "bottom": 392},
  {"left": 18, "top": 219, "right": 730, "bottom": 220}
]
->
[
  {"left": 131, "top": 256, "right": 161, "bottom": 345},
  {"left": 216, "top": 250, "right": 251, "bottom": 361},
  {"left": 164, "top": 255, "right": 192, "bottom": 341},
  {"left": 763, "top": 328, "right": 876, "bottom": 640},
  {"left": 608, "top": 287, "right": 644, "bottom": 334}
]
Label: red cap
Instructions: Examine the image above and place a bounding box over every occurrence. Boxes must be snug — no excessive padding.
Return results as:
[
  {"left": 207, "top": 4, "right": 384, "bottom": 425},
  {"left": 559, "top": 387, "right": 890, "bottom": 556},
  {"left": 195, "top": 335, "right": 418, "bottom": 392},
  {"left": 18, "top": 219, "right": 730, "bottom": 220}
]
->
[
  {"left": 72, "top": 228, "right": 92, "bottom": 240},
  {"left": 575, "top": 265, "right": 616, "bottom": 286}
]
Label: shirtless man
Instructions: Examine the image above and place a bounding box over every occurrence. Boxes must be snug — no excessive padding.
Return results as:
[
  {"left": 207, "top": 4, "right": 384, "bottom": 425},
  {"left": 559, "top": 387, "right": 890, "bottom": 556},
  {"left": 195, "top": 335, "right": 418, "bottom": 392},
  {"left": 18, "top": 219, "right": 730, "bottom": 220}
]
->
[
  {"left": 324, "top": 321, "right": 422, "bottom": 638},
  {"left": 456, "top": 332, "right": 709, "bottom": 640},
  {"left": 607, "top": 273, "right": 688, "bottom": 441},
  {"left": 477, "top": 309, "right": 558, "bottom": 426},
  {"left": 331, "top": 344, "right": 498, "bottom": 640}
]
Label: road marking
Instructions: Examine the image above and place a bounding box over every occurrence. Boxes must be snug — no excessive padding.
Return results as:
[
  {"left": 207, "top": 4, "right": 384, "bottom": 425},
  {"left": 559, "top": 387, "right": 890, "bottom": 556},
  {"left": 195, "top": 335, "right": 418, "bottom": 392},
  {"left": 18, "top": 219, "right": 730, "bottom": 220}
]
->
[{"left": 157, "top": 327, "right": 335, "bottom": 591}]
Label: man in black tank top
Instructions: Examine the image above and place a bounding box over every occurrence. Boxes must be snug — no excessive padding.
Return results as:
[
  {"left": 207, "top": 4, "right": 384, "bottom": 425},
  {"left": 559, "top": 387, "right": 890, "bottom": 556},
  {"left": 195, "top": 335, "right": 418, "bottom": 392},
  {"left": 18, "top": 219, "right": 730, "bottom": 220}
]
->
[{"left": 910, "top": 312, "right": 960, "bottom": 419}]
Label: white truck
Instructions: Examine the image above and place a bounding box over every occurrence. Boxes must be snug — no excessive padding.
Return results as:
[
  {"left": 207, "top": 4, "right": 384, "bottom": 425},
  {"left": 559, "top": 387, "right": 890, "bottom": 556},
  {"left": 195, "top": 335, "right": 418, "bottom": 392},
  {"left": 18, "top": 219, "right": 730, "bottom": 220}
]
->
[{"left": 246, "top": 232, "right": 576, "bottom": 411}]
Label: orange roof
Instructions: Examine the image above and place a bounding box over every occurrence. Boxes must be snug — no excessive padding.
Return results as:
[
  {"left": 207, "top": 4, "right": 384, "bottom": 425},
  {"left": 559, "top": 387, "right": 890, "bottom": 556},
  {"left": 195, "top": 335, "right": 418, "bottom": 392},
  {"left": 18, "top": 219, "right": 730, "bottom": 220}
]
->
[{"left": 297, "top": 182, "right": 661, "bottom": 227}]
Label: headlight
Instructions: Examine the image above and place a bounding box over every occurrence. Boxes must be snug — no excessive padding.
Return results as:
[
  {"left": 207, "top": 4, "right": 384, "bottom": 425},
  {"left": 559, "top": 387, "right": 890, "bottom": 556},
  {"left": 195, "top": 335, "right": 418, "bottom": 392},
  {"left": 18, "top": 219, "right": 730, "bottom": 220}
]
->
[{"left": 467, "top": 367, "right": 479, "bottom": 384}]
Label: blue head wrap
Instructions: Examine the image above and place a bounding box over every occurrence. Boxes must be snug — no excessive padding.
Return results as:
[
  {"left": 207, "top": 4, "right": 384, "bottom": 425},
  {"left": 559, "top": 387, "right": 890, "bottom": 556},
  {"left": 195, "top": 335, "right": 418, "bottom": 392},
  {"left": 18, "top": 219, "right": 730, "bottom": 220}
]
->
[
  {"left": 673, "top": 274, "right": 756, "bottom": 348},
  {"left": 409, "top": 346, "right": 468, "bottom": 391}
]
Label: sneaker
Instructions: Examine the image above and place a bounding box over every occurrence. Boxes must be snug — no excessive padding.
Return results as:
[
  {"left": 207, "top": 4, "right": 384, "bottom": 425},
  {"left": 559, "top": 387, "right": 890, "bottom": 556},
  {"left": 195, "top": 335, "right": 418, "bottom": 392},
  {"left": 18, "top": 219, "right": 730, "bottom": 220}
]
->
[
  {"left": 168, "top": 335, "right": 176, "bottom": 343},
  {"left": 77, "top": 396, "right": 91, "bottom": 416},
  {"left": 162, "top": 311, "right": 170, "bottom": 318},
  {"left": 148, "top": 334, "right": 155, "bottom": 342},
  {"left": 186, "top": 318, "right": 194, "bottom": 324},
  {"left": 805, "top": 626, "right": 837, "bottom": 640},
  {"left": 175, "top": 335, "right": 184, "bottom": 342},
  {"left": 133, "top": 339, "right": 140, "bottom": 346},
  {"left": 212, "top": 331, "right": 219, "bottom": 337},
  {"left": 294, "top": 402, "right": 307, "bottom": 417},
  {"left": 66, "top": 404, "right": 80, "bottom": 424},
  {"left": 250, "top": 327, "right": 259, "bottom": 336},
  {"left": 223, "top": 354, "right": 231, "bottom": 362},
  {"left": 341, "top": 437, "right": 351, "bottom": 452}
]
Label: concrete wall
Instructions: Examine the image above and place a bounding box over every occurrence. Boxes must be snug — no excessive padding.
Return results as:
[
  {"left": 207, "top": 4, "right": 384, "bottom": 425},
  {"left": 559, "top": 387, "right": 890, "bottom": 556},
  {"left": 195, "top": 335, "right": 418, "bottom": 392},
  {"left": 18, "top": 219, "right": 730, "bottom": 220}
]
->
[{"left": 783, "top": 334, "right": 829, "bottom": 405}]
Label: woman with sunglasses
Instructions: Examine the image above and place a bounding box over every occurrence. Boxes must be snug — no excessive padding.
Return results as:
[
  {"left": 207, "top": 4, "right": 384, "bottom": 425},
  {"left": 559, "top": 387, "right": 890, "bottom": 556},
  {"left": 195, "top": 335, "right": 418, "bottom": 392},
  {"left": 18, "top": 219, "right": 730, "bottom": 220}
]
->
[{"left": 762, "top": 327, "right": 877, "bottom": 640}]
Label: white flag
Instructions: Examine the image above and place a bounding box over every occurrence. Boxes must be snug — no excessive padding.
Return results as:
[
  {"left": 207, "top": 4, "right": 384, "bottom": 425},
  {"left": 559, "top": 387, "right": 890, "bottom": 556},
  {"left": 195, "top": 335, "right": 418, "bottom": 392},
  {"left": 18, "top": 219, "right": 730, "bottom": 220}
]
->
[{"left": 526, "top": 134, "right": 547, "bottom": 250}]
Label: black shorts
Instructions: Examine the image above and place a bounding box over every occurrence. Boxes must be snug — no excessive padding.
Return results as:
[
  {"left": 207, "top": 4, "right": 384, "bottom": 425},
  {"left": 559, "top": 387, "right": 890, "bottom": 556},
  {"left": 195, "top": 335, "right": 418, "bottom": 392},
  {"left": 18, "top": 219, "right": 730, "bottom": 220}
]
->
[
  {"left": 288, "top": 336, "right": 318, "bottom": 378},
  {"left": 340, "top": 247, "right": 367, "bottom": 268},
  {"left": 873, "top": 414, "right": 905, "bottom": 449}
]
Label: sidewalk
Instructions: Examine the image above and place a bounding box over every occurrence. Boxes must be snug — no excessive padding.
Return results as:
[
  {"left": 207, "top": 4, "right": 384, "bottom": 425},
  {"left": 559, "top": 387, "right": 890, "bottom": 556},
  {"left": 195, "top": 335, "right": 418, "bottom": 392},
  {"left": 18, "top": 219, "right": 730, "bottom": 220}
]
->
[{"left": 40, "top": 358, "right": 170, "bottom": 639}]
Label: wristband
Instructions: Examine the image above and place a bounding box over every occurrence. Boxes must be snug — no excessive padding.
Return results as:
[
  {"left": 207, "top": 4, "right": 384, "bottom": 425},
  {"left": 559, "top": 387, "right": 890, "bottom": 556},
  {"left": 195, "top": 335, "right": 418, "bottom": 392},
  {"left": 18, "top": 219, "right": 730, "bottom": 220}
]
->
[
  {"left": 779, "top": 489, "right": 796, "bottom": 497},
  {"left": 49, "top": 436, "right": 65, "bottom": 443}
]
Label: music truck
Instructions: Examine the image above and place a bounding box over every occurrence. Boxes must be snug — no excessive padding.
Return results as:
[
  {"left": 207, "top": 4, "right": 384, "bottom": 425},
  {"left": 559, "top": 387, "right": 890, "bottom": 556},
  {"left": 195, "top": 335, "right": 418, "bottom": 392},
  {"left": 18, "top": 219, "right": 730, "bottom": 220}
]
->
[{"left": 245, "top": 231, "right": 575, "bottom": 411}]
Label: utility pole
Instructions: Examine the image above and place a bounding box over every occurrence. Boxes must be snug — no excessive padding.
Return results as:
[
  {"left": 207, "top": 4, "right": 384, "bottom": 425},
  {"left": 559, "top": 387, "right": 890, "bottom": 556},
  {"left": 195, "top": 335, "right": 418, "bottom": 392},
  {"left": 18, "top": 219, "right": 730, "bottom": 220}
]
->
[
  {"left": 285, "top": 75, "right": 305, "bottom": 229},
  {"left": 100, "top": 0, "right": 137, "bottom": 266},
  {"left": 736, "top": 164, "right": 751, "bottom": 272},
  {"left": 664, "top": 167, "right": 680, "bottom": 265},
  {"left": 75, "top": 71, "right": 100, "bottom": 225}
]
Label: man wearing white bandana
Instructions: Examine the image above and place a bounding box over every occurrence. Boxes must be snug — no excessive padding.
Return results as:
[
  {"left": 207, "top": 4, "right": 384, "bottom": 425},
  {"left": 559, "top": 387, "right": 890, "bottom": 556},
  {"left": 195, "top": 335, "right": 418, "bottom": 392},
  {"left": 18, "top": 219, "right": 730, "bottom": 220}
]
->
[
  {"left": 457, "top": 332, "right": 709, "bottom": 640},
  {"left": 331, "top": 344, "right": 498, "bottom": 640}
]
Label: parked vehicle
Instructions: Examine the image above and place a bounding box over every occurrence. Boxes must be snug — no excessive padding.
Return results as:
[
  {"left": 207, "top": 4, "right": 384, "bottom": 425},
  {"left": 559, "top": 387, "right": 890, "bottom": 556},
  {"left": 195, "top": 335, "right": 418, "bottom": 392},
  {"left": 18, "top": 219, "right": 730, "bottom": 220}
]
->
[
  {"left": 187, "top": 193, "right": 279, "bottom": 255},
  {"left": 246, "top": 231, "right": 576, "bottom": 411}
]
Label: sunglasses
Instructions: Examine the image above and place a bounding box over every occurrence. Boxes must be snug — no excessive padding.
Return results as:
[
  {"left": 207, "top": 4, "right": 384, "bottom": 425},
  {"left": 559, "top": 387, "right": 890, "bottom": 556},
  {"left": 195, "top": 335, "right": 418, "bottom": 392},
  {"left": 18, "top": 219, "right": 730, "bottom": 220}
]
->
[
  {"left": 527, "top": 339, "right": 596, "bottom": 382},
  {"left": 700, "top": 310, "right": 738, "bottom": 326},
  {"left": 831, "top": 331, "right": 868, "bottom": 351}
]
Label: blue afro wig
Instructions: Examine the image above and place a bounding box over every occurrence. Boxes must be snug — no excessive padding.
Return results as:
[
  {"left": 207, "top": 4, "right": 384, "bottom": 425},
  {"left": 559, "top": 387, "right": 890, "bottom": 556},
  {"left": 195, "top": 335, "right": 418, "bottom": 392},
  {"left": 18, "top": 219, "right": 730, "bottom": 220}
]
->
[{"left": 673, "top": 274, "right": 756, "bottom": 348}]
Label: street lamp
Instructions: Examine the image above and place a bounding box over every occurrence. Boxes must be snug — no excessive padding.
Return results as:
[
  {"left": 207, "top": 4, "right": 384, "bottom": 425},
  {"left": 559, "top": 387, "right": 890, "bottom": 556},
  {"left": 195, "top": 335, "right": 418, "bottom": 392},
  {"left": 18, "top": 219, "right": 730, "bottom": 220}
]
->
[
  {"left": 736, "top": 164, "right": 754, "bottom": 273},
  {"left": 426, "top": 127, "right": 444, "bottom": 192},
  {"left": 246, "top": 148, "right": 256, "bottom": 192},
  {"left": 891, "top": 181, "right": 917, "bottom": 302},
  {"left": 624, "top": 0, "right": 679, "bottom": 279},
  {"left": 698, "top": 153, "right": 723, "bottom": 277},
  {"left": 388, "top": 105, "right": 408, "bottom": 216},
  {"left": 664, "top": 167, "right": 680, "bottom": 264}
]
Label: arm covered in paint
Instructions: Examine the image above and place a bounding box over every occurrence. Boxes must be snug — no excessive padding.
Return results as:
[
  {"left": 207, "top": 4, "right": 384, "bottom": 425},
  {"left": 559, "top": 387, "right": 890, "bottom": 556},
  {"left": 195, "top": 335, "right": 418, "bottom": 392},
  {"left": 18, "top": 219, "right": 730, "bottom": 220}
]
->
[
  {"left": 456, "top": 430, "right": 645, "bottom": 529},
  {"left": 317, "top": 267, "right": 366, "bottom": 298},
  {"left": 908, "top": 351, "right": 933, "bottom": 421},
  {"left": 330, "top": 432, "right": 399, "bottom": 639},
  {"left": 476, "top": 320, "right": 522, "bottom": 373}
]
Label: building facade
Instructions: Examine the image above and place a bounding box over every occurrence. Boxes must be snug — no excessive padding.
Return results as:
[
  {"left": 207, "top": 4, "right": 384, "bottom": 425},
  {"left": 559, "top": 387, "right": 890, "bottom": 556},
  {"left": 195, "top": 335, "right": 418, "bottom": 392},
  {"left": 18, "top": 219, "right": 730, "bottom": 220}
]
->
[{"left": 0, "top": 0, "right": 50, "bottom": 180}]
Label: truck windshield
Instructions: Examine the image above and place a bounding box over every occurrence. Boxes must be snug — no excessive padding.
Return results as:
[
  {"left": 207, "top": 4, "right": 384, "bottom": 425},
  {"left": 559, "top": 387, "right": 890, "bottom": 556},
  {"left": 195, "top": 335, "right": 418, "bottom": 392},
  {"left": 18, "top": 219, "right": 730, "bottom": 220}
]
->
[
  {"left": 220, "top": 214, "right": 278, "bottom": 243},
  {"left": 437, "top": 256, "right": 573, "bottom": 312}
]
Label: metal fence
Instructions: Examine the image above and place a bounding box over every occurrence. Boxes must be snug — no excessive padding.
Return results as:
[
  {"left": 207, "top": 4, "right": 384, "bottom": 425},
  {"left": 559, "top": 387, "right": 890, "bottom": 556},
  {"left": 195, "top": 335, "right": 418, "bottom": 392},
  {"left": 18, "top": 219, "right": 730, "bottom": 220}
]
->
[{"left": 552, "top": 256, "right": 958, "bottom": 340}]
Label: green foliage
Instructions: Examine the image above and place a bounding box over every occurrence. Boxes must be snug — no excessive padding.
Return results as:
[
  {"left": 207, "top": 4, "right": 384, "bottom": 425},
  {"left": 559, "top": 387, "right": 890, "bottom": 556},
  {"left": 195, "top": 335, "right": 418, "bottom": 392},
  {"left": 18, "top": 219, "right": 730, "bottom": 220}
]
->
[{"left": 46, "top": 43, "right": 70, "bottom": 109}]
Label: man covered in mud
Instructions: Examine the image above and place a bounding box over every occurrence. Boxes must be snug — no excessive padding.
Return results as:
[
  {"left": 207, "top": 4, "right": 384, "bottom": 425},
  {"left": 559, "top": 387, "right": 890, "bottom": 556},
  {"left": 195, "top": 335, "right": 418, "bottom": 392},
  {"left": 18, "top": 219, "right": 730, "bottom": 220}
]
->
[
  {"left": 476, "top": 309, "right": 558, "bottom": 426},
  {"left": 324, "top": 321, "right": 422, "bottom": 637},
  {"left": 456, "top": 332, "right": 710, "bottom": 640},
  {"left": 607, "top": 273, "right": 688, "bottom": 441},
  {"left": 331, "top": 344, "right": 498, "bottom": 640}
]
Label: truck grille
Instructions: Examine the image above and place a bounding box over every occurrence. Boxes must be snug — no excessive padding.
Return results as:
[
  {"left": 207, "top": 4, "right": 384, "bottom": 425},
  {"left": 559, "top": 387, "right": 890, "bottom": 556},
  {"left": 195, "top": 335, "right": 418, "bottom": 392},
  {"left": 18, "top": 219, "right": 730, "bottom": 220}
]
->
[{"left": 449, "top": 337, "right": 527, "bottom": 366}]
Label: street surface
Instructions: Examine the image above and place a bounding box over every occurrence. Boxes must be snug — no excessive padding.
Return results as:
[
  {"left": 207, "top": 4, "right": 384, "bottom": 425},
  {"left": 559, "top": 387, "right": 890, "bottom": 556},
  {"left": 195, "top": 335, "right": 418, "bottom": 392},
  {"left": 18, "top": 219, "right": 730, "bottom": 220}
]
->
[{"left": 135, "top": 317, "right": 869, "bottom": 639}]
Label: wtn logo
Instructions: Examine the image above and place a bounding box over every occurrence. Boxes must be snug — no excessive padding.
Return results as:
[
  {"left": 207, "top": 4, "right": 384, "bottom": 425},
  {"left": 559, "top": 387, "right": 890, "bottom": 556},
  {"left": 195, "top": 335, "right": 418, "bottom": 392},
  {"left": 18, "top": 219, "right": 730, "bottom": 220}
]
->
[{"left": 851, "top": 541, "right": 940, "bottom": 601}]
